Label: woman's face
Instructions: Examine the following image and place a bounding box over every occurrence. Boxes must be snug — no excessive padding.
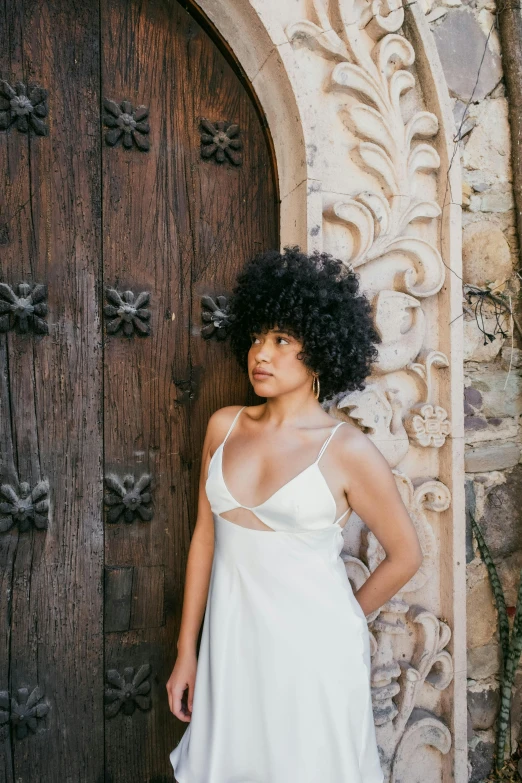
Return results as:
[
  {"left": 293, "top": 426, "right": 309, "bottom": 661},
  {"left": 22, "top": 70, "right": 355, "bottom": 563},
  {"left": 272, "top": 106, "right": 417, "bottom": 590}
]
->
[{"left": 247, "top": 326, "right": 313, "bottom": 398}]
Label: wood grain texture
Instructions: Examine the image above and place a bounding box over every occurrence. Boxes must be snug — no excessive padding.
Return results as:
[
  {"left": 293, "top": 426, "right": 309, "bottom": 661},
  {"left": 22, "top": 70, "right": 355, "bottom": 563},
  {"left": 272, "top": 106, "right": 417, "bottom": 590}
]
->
[
  {"left": 1, "top": 0, "right": 277, "bottom": 778},
  {"left": 102, "top": 1, "right": 277, "bottom": 778},
  {"left": 0, "top": 0, "right": 104, "bottom": 781}
]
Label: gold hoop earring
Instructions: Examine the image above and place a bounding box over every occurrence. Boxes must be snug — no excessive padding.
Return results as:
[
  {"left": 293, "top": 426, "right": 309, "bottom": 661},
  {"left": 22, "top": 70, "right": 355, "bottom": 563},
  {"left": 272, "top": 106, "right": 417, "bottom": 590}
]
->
[{"left": 312, "top": 374, "right": 320, "bottom": 400}]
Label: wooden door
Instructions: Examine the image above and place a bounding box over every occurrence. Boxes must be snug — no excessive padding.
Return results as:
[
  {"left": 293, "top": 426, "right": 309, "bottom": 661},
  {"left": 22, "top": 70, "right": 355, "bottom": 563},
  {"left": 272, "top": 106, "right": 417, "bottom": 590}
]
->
[{"left": 0, "top": 0, "right": 278, "bottom": 779}]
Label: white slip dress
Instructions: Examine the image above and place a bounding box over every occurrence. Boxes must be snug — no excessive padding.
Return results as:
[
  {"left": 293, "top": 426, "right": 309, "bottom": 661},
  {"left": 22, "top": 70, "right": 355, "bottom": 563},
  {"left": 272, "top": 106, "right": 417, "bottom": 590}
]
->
[{"left": 170, "top": 406, "right": 384, "bottom": 783}]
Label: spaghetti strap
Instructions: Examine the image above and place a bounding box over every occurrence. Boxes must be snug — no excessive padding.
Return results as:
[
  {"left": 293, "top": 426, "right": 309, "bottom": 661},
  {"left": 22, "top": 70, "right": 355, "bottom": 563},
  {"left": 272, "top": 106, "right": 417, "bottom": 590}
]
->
[
  {"left": 316, "top": 421, "right": 346, "bottom": 462},
  {"left": 334, "top": 506, "right": 351, "bottom": 525},
  {"left": 222, "top": 406, "right": 246, "bottom": 445}
]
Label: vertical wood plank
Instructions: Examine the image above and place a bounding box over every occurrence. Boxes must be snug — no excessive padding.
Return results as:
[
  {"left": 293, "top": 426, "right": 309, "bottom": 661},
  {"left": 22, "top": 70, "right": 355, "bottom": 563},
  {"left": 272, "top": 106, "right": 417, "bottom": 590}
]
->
[
  {"left": 101, "top": 0, "right": 277, "bottom": 778},
  {"left": 0, "top": 1, "right": 104, "bottom": 780}
]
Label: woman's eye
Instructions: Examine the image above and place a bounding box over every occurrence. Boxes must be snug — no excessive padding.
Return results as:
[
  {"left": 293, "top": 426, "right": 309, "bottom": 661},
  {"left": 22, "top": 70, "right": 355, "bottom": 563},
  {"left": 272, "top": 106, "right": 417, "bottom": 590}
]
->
[{"left": 277, "top": 336, "right": 290, "bottom": 345}]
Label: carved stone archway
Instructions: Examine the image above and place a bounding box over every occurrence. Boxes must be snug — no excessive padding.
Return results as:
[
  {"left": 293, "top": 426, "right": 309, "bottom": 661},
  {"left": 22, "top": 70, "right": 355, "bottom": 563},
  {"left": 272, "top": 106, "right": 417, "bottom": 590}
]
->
[{"left": 190, "top": 2, "right": 466, "bottom": 781}]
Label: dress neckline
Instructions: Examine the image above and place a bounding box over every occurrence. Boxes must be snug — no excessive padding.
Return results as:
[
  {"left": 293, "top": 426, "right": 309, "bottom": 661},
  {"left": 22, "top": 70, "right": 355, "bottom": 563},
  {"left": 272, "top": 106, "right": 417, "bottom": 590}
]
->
[
  {"left": 218, "top": 445, "right": 327, "bottom": 511},
  {"left": 210, "top": 407, "right": 348, "bottom": 515}
]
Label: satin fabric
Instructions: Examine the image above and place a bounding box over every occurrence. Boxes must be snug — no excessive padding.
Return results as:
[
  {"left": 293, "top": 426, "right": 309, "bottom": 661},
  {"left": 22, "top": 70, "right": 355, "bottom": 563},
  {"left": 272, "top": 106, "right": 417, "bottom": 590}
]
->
[{"left": 170, "top": 407, "right": 384, "bottom": 783}]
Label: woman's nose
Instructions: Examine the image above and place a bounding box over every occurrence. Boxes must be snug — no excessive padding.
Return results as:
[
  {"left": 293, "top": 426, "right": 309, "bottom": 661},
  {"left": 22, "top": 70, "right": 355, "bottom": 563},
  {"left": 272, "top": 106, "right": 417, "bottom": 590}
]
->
[{"left": 254, "top": 343, "right": 272, "bottom": 361}]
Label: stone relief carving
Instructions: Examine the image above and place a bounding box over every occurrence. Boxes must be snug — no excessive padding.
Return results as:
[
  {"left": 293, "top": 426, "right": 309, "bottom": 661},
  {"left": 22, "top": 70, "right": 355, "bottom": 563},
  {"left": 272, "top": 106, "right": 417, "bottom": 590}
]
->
[
  {"left": 372, "top": 291, "right": 426, "bottom": 375},
  {"left": 288, "top": 1, "right": 444, "bottom": 302},
  {"left": 336, "top": 385, "right": 408, "bottom": 468},
  {"left": 406, "top": 350, "right": 451, "bottom": 447},
  {"left": 287, "top": 1, "right": 453, "bottom": 778},
  {"left": 340, "top": 472, "right": 452, "bottom": 778}
]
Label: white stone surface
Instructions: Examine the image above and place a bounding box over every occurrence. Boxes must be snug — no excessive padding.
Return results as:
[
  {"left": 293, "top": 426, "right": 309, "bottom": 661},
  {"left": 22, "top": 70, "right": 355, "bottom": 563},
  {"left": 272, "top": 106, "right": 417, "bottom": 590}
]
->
[
  {"left": 463, "top": 316, "right": 505, "bottom": 363},
  {"left": 463, "top": 99, "right": 512, "bottom": 184},
  {"left": 462, "top": 222, "right": 512, "bottom": 286}
]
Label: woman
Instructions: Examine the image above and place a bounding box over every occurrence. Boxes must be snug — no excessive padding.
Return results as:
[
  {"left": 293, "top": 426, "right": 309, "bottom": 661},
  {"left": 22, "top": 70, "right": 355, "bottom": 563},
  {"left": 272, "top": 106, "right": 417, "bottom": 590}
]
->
[{"left": 167, "top": 246, "right": 423, "bottom": 783}]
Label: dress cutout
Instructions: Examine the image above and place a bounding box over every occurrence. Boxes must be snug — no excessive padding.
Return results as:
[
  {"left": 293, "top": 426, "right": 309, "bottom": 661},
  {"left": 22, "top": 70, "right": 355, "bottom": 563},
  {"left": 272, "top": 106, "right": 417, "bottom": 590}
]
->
[{"left": 170, "top": 406, "right": 384, "bottom": 783}]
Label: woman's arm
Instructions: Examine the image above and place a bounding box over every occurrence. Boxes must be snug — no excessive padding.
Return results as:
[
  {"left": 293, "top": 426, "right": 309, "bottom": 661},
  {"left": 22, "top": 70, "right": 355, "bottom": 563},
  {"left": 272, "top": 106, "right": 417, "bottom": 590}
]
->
[
  {"left": 339, "top": 428, "right": 424, "bottom": 617},
  {"left": 166, "top": 407, "right": 238, "bottom": 721}
]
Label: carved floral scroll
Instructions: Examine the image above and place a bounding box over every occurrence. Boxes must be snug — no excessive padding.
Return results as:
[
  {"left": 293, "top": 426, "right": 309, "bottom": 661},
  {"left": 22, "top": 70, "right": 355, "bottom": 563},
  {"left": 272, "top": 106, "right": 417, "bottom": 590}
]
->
[{"left": 286, "top": 1, "right": 454, "bottom": 779}]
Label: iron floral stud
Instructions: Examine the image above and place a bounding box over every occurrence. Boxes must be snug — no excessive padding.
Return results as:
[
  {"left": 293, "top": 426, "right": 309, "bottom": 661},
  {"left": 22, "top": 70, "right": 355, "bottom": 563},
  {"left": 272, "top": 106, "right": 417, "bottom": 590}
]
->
[
  {"left": 10, "top": 686, "right": 50, "bottom": 739},
  {"left": 104, "top": 473, "right": 153, "bottom": 524},
  {"left": 0, "top": 480, "right": 50, "bottom": 533},
  {"left": 104, "top": 288, "right": 151, "bottom": 337},
  {"left": 200, "top": 294, "right": 235, "bottom": 340},
  {"left": 0, "top": 282, "right": 48, "bottom": 334},
  {"left": 104, "top": 664, "right": 152, "bottom": 717},
  {"left": 103, "top": 98, "right": 150, "bottom": 150},
  {"left": 199, "top": 119, "right": 242, "bottom": 165},
  {"left": 0, "top": 80, "right": 48, "bottom": 135}
]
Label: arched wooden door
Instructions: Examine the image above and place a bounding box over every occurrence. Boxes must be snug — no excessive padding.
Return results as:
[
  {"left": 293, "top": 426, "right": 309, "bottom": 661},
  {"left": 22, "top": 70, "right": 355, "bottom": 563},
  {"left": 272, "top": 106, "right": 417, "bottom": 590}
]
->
[{"left": 0, "top": 0, "right": 278, "bottom": 779}]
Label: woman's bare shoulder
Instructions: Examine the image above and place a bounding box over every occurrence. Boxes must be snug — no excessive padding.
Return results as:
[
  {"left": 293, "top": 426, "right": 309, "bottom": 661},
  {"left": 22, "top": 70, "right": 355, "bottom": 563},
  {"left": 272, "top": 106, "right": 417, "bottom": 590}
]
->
[
  {"left": 206, "top": 403, "right": 264, "bottom": 442},
  {"left": 335, "top": 417, "right": 389, "bottom": 468}
]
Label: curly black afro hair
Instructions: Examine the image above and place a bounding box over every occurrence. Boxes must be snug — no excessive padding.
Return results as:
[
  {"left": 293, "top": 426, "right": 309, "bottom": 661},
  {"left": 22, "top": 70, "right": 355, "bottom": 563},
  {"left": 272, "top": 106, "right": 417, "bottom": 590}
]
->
[{"left": 227, "top": 245, "right": 380, "bottom": 402}]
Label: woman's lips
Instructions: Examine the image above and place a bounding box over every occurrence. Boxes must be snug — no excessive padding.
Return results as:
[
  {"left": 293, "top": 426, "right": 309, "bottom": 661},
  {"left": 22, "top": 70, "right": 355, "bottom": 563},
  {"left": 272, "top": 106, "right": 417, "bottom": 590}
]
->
[{"left": 252, "top": 370, "right": 272, "bottom": 378}]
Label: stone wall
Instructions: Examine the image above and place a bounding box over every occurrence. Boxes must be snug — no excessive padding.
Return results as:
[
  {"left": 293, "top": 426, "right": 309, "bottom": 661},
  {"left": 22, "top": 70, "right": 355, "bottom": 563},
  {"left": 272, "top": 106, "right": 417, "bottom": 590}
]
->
[{"left": 428, "top": 2, "right": 522, "bottom": 779}]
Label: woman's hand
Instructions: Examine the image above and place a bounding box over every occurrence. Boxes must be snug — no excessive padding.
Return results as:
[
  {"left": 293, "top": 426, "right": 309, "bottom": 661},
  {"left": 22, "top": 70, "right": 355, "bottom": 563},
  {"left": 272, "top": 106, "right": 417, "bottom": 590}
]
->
[{"left": 166, "top": 650, "right": 197, "bottom": 722}]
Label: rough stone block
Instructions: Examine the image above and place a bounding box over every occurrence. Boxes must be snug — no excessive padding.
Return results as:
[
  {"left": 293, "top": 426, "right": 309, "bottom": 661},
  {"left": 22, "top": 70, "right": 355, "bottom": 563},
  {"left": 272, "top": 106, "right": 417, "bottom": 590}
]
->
[
  {"left": 500, "top": 347, "right": 522, "bottom": 370},
  {"left": 465, "top": 416, "right": 519, "bottom": 445},
  {"left": 467, "top": 686, "right": 500, "bottom": 730},
  {"left": 462, "top": 222, "right": 512, "bottom": 287},
  {"left": 498, "top": 550, "right": 522, "bottom": 607},
  {"left": 467, "top": 640, "right": 501, "bottom": 679},
  {"left": 464, "top": 316, "right": 505, "bottom": 362},
  {"left": 464, "top": 364, "right": 522, "bottom": 418},
  {"left": 469, "top": 189, "right": 515, "bottom": 213},
  {"left": 431, "top": 8, "right": 502, "bottom": 101},
  {"left": 482, "top": 466, "right": 522, "bottom": 557},
  {"left": 465, "top": 387, "right": 484, "bottom": 409},
  {"left": 467, "top": 708, "right": 474, "bottom": 741},
  {"left": 468, "top": 740, "right": 495, "bottom": 783},
  {"left": 465, "top": 443, "right": 521, "bottom": 473},
  {"left": 467, "top": 576, "right": 497, "bottom": 648},
  {"left": 465, "top": 480, "right": 476, "bottom": 564},
  {"left": 463, "top": 98, "right": 511, "bottom": 183}
]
